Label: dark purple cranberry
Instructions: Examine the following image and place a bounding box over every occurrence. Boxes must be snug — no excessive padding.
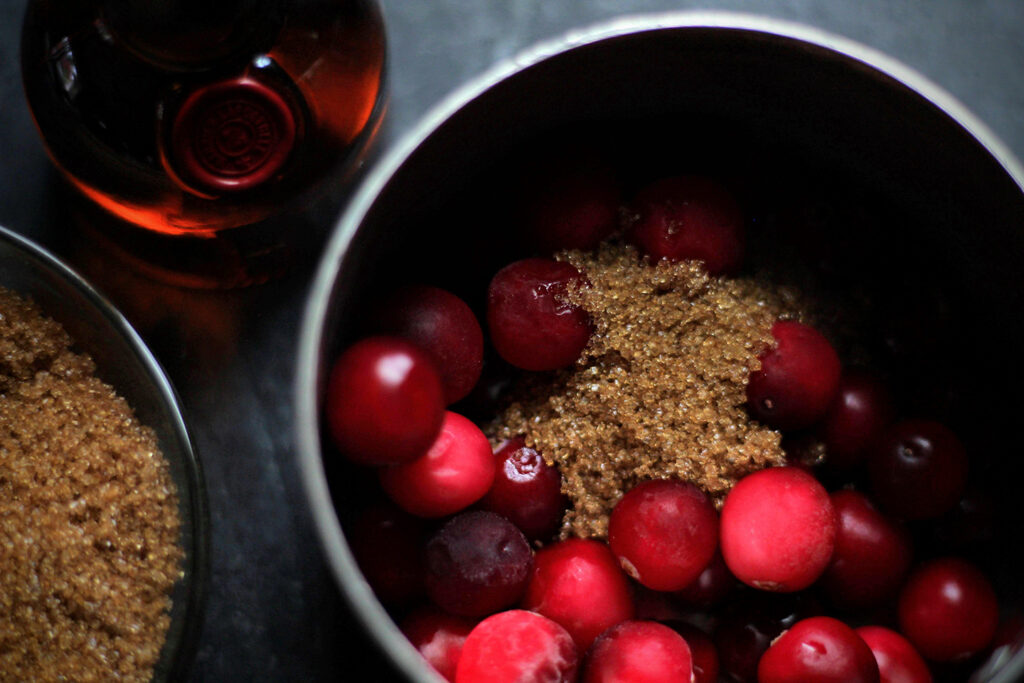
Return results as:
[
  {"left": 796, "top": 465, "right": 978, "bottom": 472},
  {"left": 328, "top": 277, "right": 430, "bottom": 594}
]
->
[
  {"left": 347, "top": 501, "right": 426, "bottom": 605},
  {"left": 425, "top": 510, "right": 533, "bottom": 617},
  {"left": 486, "top": 258, "right": 592, "bottom": 371},
  {"left": 867, "top": 419, "right": 968, "bottom": 520},
  {"left": 930, "top": 485, "right": 996, "bottom": 552},
  {"left": 480, "top": 437, "right": 566, "bottom": 541},
  {"left": 673, "top": 550, "right": 737, "bottom": 609},
  {"left": 820, "top": 370, "right": 896, "bottom": 469}
]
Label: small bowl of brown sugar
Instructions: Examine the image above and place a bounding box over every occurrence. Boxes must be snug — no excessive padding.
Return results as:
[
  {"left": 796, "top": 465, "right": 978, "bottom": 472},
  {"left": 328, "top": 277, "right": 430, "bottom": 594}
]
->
[{"left": 0, "top": 224, "right": 207, "bottom": 682}]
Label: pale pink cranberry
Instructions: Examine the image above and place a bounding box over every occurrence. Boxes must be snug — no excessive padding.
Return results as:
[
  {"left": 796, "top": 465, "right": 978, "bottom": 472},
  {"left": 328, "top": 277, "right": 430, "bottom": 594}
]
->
[
  {"left": 720, "top": 466, "right": 837, "bottom": 592},
  {"left": 673, "top": 550, "right": 737, "bottom": 609},
  {"left": 325, "top": 336, "right": 444, "bottom": 466},
  {"left": 347, "top": 501, "right": 425, "bottom": 605},
  {"left": 480, "top": 437, "right": 566, "bottom": 541},
  {"left": 374, "top": 285, "right": 484, "bottom": 405},
  {"left": 628, "top": 174, "right": 745, "bottom": 275},
  {"left": 425, "top": 511, "right": 533, "bottom": 617},
  {"left": 855, "top": 626, "right": 933, "bottom": 683},
  {"left": 456, "top": 610, "right": 578, "bottom": 683},
  {"left": 867, "top": 419, "right": 969, "bottom": 520},
  {"left": 746, "top": 320, "right": 842, "bottom": 432},
  {"left": 820, "top": 370, "right": 896, "bottom": 469},
  {"left": 521, "top": 537, "right": 635, "bottom": 650},
  {"left": 608, "top": 479, "right": 718, "bottom": 591},
  {"left": 758, "top": 616, "right": 879, "bottom": 683},
  {"left": 584, "top": 620, "right": 694, "bottom": 683},
  {"left": 820, "top": 490, "right": 912, "bottom": 611},
  {"left": 400, "top": 606, "right": 477, "bottom": 682},
  {"left": 486, "top": 258, "right": 592, "bottom": 371},
  {"left": 379, "top": 411, "right": 495, "bottom": 517},
  {"left": 898, "top": 557, "right": 998, "bottom": 662},
  {"left": 669, "top": 622, "right": 719, "bottom": 683}
]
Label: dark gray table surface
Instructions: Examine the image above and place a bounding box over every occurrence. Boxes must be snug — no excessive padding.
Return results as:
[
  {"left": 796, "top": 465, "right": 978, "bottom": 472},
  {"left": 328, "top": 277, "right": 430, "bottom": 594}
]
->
[{"left": 2, "top": 2, "right": 1023, "bottom": 681}]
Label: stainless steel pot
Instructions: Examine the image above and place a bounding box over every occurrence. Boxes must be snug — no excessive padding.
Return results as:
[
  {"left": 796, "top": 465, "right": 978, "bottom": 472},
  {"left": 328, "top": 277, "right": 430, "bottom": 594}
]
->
[{"left": 296, "top": 12, "right": 1024, "bottom": 682}]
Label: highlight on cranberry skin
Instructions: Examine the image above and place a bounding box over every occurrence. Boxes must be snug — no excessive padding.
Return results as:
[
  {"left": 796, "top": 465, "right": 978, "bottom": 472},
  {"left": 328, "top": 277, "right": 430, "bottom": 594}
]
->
[
  {"left": 867, "top": 419, "right": 969, "bottom": 521},
  {"left": 486, "top": 257, "right": 592, "bottom": 372},
  {"left": 757, "top": 616, "right": 880, "bottom": 683},
  {"left": 455, "top": 610, "right": 578, "bottom": 683},
  {"left": 746, "top": 320, "right": 842, "bottom": 432},
  {"left": 627, "top": 174, "right": 745, "bottom": 276},
  {"left": 373, "top": 285, "right": 485, "bottom": 405},
  {"left": 608, "top": 479, "right": 719, "bottom": 591},
  {"left": 324, "top": 336, "right": 445, "bottom": 466},
  {"left": 583, "top": 620, "right": 695, "bottom": 683},
  {"left": 720, "top": 466, "right": 837, "bottom": 592},
  {"left": 897, "top": 557, "right": 999, "bottom": 662},
  {"left": 400, "top": 606, "right": 477, "bottom": 683},
  {"left": 480, "top": 437, "right": 566, "bottom": 542},
  {"left": 521, "top": 537, "right": 636, "bottom": 651},
  {"left": 855, "top": 626, "right": 933, "bottom": 683},
  {"left": 379, "top": 411, "right": 495, "bottom": 518}
]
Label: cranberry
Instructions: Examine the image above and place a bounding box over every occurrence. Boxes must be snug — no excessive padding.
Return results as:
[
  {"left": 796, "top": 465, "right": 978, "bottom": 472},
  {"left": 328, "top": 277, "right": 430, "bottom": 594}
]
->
[
  {"left": 379, "top": 411, "right": 495, "bottom": 517},
  {"left": 400, "top": 606, "right": 477, "bottom": 682},
  {"left": 673, "top": 550, "right": 737, "bottom": 609},
  {"left": 820, "top": 490, "right": 912, "bottom": 611},
  {"left": 758, "top": 616, "right": 880, "bottom": 683},
  {"left": 480, "top": 437, "right": 566, "bottom": 541},
  {"left": 486, "top": 258, "right": 592, "bottom": 371},
  {"left": 521, "top": 537, "right": 635, "bottom": 650},
  {"left": 820, "top": 370, "right": 896, "bottom": 469},
  {"left": 867, "top": 420, "right": 968, "bottom": 520},
  {"left": 583, "top": 620, "right": 694, "bottom": 683},
  {"left": 746, "top": 320, "right": 842, "bottom": 432},
  {"left": 898, "top": 557, "right": 998, "bottom": 662},
  {"left": 347, "top": 501, "right": 425, "bottom": 605},
  {"left": 930, "top": 486, "right": 996, "bottom": 552},
  {"left": 523, "top": 150, "right": 621, "bottom": 252},
  {"left": 325, "top": 336, "right": 445, "bottom": 466},
  {"left": 374, "top": 285, "right": 485, "bottom": 405},
  {"left": 608, "top": 479, "right": 719, "bottom": 591},
  {"left": 455, "top": 610, "right": 578, "bottom": 683},
  {"left": 720, "top": 466, "right": 837, "bottom": 592},
  {"left": 855, "top": 626, "right": 933, "bottom": 683},
  {"left": 668, "top": 622, "right": 719, "bottom": 683},
  {"left": 628, "top": 174, "right": 745, "bottom": 275}
]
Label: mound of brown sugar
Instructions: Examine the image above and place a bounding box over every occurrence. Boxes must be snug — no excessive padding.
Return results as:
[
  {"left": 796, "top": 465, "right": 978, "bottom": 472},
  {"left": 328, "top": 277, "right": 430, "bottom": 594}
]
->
[
  {"left": 0, "top": 288, "right": 182, "bottom": 683},
  {"left": 491, "top": 243, "right": 806, "bottom": 538}
]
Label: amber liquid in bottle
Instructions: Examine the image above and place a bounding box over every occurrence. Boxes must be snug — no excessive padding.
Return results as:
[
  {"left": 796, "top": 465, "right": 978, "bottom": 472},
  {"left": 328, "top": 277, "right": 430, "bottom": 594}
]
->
[{"left": 21, "top": 0, "right": 386, "bottom": 286}]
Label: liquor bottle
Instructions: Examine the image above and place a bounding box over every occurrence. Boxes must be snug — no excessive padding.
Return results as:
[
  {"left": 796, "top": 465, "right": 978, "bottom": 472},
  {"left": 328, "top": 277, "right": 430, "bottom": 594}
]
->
[{"left": 21, "top": 0, "right": 386, "bottom": 286}]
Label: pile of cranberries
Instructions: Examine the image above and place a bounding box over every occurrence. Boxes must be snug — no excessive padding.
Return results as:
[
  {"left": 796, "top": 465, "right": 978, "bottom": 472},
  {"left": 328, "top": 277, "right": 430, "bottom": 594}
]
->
[{"left": 323, "top": 155, "right": 1010, "bottom": 682}]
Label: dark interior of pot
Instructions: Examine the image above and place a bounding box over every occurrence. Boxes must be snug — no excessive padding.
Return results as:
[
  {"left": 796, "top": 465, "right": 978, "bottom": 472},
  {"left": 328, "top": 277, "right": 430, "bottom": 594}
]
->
[{"left": 313, "top": 25, "right": 1024, "bottom": 682}]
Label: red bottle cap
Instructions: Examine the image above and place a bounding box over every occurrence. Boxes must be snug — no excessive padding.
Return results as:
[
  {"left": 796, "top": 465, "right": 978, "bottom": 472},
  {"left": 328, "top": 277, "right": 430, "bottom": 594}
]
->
[{"left": 169, "top": 77, "right": 296, "bottom": 193}]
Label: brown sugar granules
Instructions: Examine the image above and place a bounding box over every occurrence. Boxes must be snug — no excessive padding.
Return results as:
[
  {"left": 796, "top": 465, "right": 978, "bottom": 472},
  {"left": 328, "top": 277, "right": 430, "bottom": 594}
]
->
[
  {"left": 0, "top": 288, "right": 182, "bottom": 683},
  {"left": 491, "top": 243, "right": 807, "bottom": 539}
]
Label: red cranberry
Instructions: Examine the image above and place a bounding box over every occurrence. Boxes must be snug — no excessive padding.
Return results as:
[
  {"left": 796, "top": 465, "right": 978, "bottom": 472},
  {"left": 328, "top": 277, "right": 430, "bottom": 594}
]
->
[
  {"left": 898, "top": 557, "right": 998, "bottom": 662},
  {"left": 583, "top": 620, "right": 694, "bottom": 683},
  {"left": 608, "top": 479, "right": 719, "bottom": 591},
  {"left": 347, "top": 501, "right": 425, "bottom": 605},
  {"left": 867, "top": 420, "right": 969, "bottom": 520},
  {"left": 758, "top": 616, "right": 880, "bottom": 683},
  {"left": 855, "top": 626, "right": 933, "bottom": 683},
  {"left": 720, "top": 466, "right": 837, "bottom": 592},
  {"left": 380, "top": 411, "right": 495, "bottom": 517},
  {"left": 455, "top": 610, "right": 578, "bottom": 683},
  {"left": 746, "top": 320, "right": 842, "bottom": 432},
  {"left": 374, "top": 285, "right": 485, "bottom": 405},
  {"left": 820, "top": 490, "right": 912, "bottom": 612},
  {"left": 628, "top": 174, "right": 745, "bottom": 275},
  {"left": 400, "top": 606, "right": 477, "bottom": 682},
  {"left": 820, "top": 370, "right": 896, "bottom": 469},
  {"left": 523, "top": 150, "right": 621, "bottom": 252},
  {"left": 668, "top": 622, "right": 719, "bottom": 683},
  {"left": 673, "top": 550, "right": 737, "bottom": 609},
  {"left": 486, "top": 258, "right": 592, "bottom": 371},
  {"left": 325, "top": 336, "right": 445, "bottom": 466},
  {"left": 521, "top": 538, "right": 635, "bottom": 650},
  {"left": 480, "top": 437, "right": 566, "bottom": 541}
]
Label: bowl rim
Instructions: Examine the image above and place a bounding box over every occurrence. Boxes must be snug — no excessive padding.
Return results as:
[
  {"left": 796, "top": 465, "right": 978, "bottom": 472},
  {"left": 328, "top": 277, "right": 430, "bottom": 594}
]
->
[
  {"left": 295, "top": 11, "right": 1024, "bottom": 683},
  {"left": 0, "top": 223, "right": 210, "bottom": 682}
]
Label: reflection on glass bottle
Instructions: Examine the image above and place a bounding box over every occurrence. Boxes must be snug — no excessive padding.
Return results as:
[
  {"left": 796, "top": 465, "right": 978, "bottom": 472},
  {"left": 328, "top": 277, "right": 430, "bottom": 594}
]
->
[{"left": 22, "top": 0, "right": 386, "bottom": 286}]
